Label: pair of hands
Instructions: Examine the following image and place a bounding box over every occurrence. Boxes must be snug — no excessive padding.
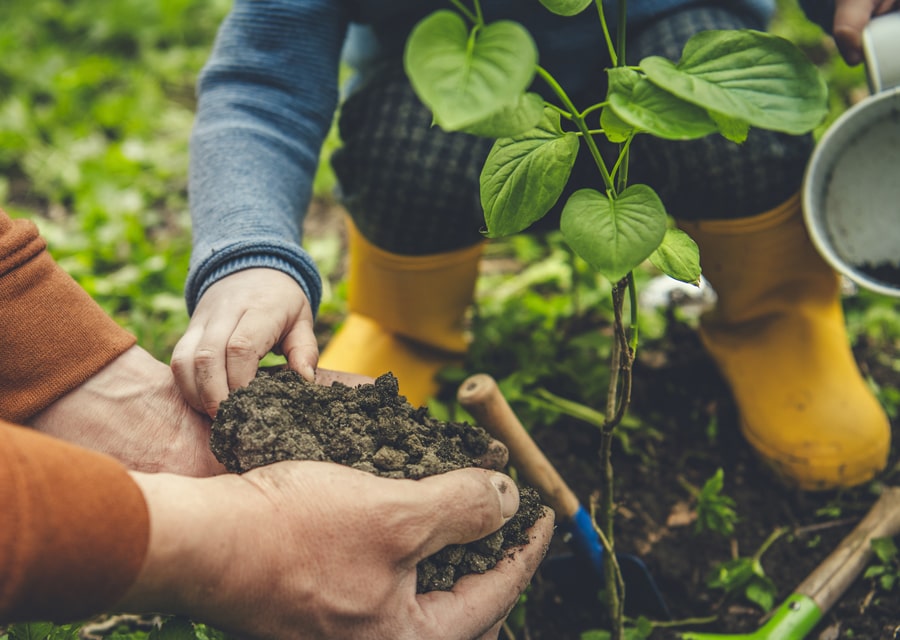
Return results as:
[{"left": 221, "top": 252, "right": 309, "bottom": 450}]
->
[{"left": 30, "top": 297, "right": 552, "bottom": 640}]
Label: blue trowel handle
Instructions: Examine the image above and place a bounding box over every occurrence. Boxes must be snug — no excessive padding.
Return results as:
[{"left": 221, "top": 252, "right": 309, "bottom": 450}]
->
[{"left": 562, "top": 504, "right": 606, "bottom": 575}]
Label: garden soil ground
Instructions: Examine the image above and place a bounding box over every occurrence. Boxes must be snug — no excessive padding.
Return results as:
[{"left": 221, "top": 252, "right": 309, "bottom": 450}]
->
[
  {"left": 522, "top": 319, "right": 900, "bottom": 639},
  {"left": 306, "top": 201, "right": 900, "bottom": 640}
]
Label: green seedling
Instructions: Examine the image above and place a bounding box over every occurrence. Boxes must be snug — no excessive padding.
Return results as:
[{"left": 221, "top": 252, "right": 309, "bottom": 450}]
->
[
  {"left": 681, "top": 469, "right": 739, "bottom": 538},
  {"left": 863, "top": 536, "right": 900, "bottom": 592},
  {"left": 707, "top": 527, "right": 787, "bottom": 612},
  {"left": 404, "top": 0, "right": 826, "bottom": 636}
]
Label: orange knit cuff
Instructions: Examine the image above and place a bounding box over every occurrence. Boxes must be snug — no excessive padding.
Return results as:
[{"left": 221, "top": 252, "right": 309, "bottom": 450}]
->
[{"left": 0, "top": 211, "right": 137, "bottom": 422}]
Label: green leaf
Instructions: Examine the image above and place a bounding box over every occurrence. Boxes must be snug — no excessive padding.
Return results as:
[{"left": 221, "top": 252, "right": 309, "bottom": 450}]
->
[
  {"left": 538, "top": 0, "right": 593, "bottom": 16},
  {"left": 8, "top": 623, "right": 54, "bottom": 640},
  {"left": 708, "top": 557, "right": 755, "bottom": 591},
  {"left": 560, "top": 185, "right": 668, "bottom": 283},
  {"left": 460, "top": 92, "right": 544, "bottom": 138},
  {"left": 481, "top": 109, "right": 579, "bottom": 237},
  {"left": 745, "top": 575, "right": 777, "bottom": 611},
  {"left": 649, "top": 228, "right": 701, "bottom": 285},
  {"left": 631, "top": 616, "right": 654, "bottom": 639},
  {"left": 404, "top": 11, "right": 538, "bottom": 130},
  {"left": 871, "top": 537, "right": 898, "bottom": 564},
  {"left": 599, "top": 104, "right": 633, "bottom": 143},
  {"left": 708, "top": 110, "right": 750, "bottom": 143},
  {"left": 639, "top": 29, "right": 828, "bottom": 134},
  {"left": 606, "top": 67, "right": 717, "bottom": 140}
]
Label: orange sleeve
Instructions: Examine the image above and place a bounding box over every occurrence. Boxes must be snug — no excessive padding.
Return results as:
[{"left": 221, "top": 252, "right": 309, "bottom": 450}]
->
[
  {"left": 0, "top": 209, "right": 137, "bottom": 422},
  {"left": 0, "top": 419, "right": 150, "bottom": 624}
]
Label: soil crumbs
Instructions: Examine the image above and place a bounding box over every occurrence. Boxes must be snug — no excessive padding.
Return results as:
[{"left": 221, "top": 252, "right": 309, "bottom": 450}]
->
[{"left": 210, "top": 370, "right": 544, "bottom": 593}]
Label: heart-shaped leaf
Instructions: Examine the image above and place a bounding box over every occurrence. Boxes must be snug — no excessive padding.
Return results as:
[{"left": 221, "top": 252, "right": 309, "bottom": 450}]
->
[
  {"left": 639, "top": 29, "right": 827, "bottom": 134},
  {"left": 481, "top": 108, "right": 579, "bottom": 237},
  {"left": 560, "top": 185, "right": 668, "bottom": 282},
  {"left": 404, "top": 11, "right": 538, "bottom": 130}
]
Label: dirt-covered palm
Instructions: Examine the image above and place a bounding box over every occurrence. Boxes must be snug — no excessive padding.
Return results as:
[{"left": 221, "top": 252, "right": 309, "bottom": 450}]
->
[
  {"left": 29, "top": 345, "right": 225, "bottom": 477},
  {"left": 119, "top": 461, "right": 554, "bottom": 640}
]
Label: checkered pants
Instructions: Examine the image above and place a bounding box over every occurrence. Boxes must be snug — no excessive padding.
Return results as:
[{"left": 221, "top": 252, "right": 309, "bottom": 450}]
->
[{"left": 330, "top": 3, "right": 814, "bottom": 255}]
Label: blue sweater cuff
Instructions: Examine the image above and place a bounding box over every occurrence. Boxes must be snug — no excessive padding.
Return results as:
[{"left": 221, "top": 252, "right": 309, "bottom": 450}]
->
[{"left": 185, "top": 243, "right": 323, "bottom": 318}]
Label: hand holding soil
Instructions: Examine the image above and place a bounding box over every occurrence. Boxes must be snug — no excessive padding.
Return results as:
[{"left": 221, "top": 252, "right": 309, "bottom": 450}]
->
[
  {"left": 210, "top": 370, "right": 549, "bottom": 592},
  {"left": 120, "top": 459, "right": 553, "bottom": 640}
]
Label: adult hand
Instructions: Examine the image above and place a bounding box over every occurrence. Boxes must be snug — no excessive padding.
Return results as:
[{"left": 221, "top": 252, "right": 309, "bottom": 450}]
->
[
  {"left": 28, "top": 345, "right": 224, "bottom": 477},
  {"left": 833, "top": 0, "right": 899, "bottom": 65},
  {"left": 171, "top": 268, "right": 319, "bottom": 417},
  {"left": 119, "top": 462, "right": 554, "bottom": 640}
]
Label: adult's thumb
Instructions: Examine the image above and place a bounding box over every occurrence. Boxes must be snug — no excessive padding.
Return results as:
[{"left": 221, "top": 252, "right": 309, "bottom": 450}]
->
[{"left": 414, "top": 468, "right": 520, "bottom": 559}]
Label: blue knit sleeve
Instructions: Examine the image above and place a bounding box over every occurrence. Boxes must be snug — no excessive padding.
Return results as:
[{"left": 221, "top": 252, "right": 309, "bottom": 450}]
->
[{"left": 186, "top": 0, "right": 350, "bottom": 316}]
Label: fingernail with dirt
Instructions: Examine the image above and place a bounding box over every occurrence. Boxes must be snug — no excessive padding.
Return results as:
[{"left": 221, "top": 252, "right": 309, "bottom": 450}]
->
[{"left": 491, "top": 472, "right": 520, "bottom": 520}]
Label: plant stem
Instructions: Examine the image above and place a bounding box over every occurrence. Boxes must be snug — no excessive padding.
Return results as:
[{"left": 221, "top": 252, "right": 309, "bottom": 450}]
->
[
  {"left": 598, "top": 431, "right": 625, "bottom": 640},
  {"left": 594, "top": 0, "right": 617, "bottom": 66},
  {"left": 448, "top": 0, "right": 478, "bottom": 24},
  {"left": 535, "top": 66, "right": 616, "bottom": 194}
]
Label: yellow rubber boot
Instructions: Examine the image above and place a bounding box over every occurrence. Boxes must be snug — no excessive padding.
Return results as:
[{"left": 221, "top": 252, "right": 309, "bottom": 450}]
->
[
  {"left": 318, "top": 219, "right": 483, "bottom": 406},
  {"left": 679, "top": 193, "right": 890, "bottom": 490}
]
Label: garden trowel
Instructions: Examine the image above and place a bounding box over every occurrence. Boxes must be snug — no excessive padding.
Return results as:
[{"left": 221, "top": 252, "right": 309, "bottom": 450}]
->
[
  {"left": 680, "top": 485, "right": 900, "bottom": 640},
  {"left": 457, "top": 373, "right": 671, "bottom": 620}
]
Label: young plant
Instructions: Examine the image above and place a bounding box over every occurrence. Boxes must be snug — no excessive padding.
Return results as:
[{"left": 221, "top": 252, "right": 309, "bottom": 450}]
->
[
  {"left": 681, "top": 468, "right": 740, "bottom": 538},
  {"left": 706, "top": 526, "right": 788, "bottom": 612},
  {"left": 403, "top": 0, "right": 827, "bottom": 636},
  {"left": 864, "top": 536, "right": 900, "bottom": 592}
]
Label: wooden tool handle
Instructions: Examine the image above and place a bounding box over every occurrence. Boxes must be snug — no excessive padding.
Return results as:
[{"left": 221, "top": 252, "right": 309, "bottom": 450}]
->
[
  {"left": 797, "top": 485, "right": 900, "bottom": 612},
  {"left": 458, "top": 373, "right": 580, "bottom": 520}
]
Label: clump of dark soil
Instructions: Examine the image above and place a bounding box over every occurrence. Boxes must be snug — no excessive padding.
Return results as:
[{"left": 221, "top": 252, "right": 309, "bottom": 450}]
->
[{"left": 210, "top": 369, "right": 544, "bottom": 593}]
